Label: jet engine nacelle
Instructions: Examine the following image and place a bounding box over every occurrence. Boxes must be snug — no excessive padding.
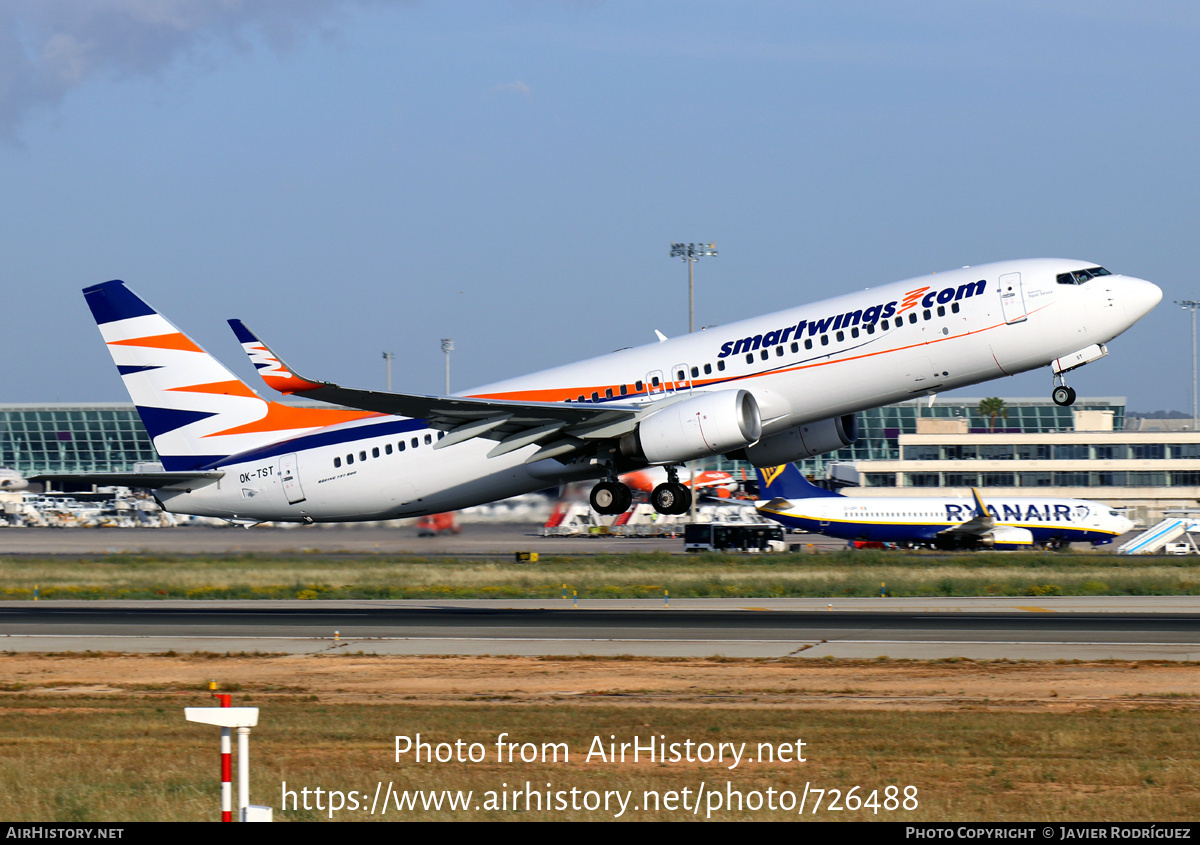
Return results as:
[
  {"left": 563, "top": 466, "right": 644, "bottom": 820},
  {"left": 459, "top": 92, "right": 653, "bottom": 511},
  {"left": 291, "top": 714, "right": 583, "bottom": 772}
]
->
[
  {"left": 732, "top": 414, "right": 858, "bottom": 467},
  {"left": 621, "top": 389, "right": 762, "bottom": 465},
  {"left": 981, "top": 526, "right": 1034, "bottom": 549}
]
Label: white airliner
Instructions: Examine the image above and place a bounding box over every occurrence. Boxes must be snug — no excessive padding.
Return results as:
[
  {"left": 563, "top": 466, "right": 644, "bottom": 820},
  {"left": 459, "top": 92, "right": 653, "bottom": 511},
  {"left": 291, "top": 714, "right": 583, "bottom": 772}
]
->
[
  {"left": 754, "top": 464, "right": 1135, "bottom": 549},
  {"left": 44, "top": 259, "right": 1159, "bottom": 524},
  {"left": 0, "top": 468, "right": 28, "bottom": 491}
]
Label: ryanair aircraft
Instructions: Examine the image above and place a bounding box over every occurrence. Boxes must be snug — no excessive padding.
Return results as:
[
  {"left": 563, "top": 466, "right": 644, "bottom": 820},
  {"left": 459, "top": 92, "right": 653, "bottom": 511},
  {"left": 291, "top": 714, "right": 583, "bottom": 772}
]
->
[
  {"left": 53, "top": 258, "right": 1159, "bottom": 524},
  {"left": 754, "top": 463, "right": 1135, "bottom": 549}
]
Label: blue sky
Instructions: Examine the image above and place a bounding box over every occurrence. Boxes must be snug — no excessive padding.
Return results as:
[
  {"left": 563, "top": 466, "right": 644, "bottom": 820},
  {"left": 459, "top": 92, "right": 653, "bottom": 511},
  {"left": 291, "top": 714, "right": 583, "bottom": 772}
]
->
[{"left": 1, "top": 1, "right": 1193, "bottom": 411}]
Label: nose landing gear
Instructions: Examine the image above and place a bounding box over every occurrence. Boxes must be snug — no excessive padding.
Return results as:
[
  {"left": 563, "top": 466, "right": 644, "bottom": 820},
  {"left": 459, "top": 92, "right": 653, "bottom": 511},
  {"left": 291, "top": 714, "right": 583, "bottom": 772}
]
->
[{"left": 1052, "top": 374, "right": 1077, "bottom": 407}]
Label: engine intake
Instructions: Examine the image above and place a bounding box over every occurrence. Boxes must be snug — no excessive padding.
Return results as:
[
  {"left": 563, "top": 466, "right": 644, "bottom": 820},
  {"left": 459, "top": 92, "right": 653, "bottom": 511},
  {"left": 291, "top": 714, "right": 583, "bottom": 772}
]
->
[{"left": 621, "top": 390, "right": 761, "bottom": 465}]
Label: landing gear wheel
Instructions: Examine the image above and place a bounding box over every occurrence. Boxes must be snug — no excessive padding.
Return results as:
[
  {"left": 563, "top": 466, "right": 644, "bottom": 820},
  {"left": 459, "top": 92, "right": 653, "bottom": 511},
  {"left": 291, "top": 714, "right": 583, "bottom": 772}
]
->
[
  {"left": 1052, "top": 385, "right": 1076, "bottom": 407},
  {"left": 651, "top": 482, "right": 692, "bottom": 515},
  {"left": 590, "top": 481, "right": 632, "bottom": 516}
]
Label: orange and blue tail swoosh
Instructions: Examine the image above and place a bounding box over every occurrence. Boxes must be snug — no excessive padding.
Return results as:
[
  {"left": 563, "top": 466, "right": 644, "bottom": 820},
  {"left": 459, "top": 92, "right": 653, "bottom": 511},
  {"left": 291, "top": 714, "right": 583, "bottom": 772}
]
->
[{"left": 83, "top": 280, "right": 379, "bottom": 470}]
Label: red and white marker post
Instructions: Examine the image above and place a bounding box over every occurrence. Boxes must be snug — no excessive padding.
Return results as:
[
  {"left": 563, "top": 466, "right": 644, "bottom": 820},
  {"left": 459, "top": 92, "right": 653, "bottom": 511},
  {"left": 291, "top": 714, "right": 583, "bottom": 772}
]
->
[{"left": 185, "top": 683, "right": 269, "bottom": 822}]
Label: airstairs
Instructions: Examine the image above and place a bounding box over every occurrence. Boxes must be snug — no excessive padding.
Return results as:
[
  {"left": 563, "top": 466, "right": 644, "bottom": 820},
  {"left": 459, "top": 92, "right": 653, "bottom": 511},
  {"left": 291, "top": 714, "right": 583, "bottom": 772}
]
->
[{"left": 1117, "top": 516, "right": 1200, "bottom": 555}]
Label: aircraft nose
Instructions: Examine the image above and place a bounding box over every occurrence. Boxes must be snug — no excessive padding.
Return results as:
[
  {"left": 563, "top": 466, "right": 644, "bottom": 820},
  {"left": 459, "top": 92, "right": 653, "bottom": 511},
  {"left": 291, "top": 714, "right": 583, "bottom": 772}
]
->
[{"left": 1123, "top": 276, "right": 1163, "bottom": 322}]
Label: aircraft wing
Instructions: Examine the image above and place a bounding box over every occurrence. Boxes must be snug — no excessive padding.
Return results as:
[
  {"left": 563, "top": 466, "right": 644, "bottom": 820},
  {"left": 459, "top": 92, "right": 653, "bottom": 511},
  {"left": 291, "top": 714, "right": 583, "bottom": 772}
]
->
[
  {"left": 228, "top": 320, "right": 649, "bottom": 463},
  {"left": 31, "top": 472, "right": 224, "bottom": 490}
]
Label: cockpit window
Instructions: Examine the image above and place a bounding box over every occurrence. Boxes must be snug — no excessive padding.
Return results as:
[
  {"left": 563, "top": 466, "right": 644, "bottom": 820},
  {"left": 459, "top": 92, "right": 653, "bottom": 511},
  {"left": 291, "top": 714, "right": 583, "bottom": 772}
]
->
[{"left": 1056, "top": 266, "right": 1112, "bottom": 285}]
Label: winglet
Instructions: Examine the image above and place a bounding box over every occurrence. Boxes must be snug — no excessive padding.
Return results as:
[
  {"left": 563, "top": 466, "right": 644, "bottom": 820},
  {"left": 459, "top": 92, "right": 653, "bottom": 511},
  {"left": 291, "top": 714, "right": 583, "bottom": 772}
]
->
[{"left": 228, "top": 319, "right": 328, "bottom": 395}]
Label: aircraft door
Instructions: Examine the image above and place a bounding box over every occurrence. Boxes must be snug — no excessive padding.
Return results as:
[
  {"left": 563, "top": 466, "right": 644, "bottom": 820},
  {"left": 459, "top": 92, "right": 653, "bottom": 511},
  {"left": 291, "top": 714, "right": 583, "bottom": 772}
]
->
[
  {"left": 645, "top": 370, "right": 665, "bottom": 396},
  {"left": 999, "top": 272, "right": 1027, "bottom": 324},
  {"left": 279, "top": 453, "right": 306, "bottom": 504},
  {"left": 670, "top": 363, "right": 692, "bottom": 394}
]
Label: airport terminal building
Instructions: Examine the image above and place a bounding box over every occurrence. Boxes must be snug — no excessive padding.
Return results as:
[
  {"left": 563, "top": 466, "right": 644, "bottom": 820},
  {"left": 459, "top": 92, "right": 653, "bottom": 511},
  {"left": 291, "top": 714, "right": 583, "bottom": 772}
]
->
[{"left": 3, "top": 398, "right": 1197, "bottom": 523}]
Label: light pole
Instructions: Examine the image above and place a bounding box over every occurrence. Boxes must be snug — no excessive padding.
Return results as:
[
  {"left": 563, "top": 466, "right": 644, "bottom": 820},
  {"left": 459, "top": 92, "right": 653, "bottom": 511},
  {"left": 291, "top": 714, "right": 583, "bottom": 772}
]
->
[
  {"left": 1178, "top": 300, "right": 1200, "bottom": 430},
  {"left": 670, "top": 242, "right": 717, "bottom": 333},
  {"left": 382, "top": 351, "right": 395, "bottom": 392},
  {"left": 441, "top": 338, "right": 454, "bottom": 395}
]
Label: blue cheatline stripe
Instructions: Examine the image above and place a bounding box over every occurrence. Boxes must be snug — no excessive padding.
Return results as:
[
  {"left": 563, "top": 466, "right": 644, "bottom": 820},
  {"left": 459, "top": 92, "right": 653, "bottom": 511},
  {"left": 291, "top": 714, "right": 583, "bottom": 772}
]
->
[
  {"left": 197, "top": 416, "right": 430, "bottom": 469},
  {"left": 83, "top": 280, "right": 157, "bottom": 325},
  {"left": 161, "top": 454, "right": 227, "bottom": 471}
]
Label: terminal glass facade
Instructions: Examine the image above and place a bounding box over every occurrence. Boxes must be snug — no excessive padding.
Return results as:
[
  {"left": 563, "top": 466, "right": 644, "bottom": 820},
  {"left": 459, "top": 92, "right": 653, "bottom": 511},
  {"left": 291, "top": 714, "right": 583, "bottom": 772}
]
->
[{"left": 0, "top": 405, "right": 156, "bottom": 474}]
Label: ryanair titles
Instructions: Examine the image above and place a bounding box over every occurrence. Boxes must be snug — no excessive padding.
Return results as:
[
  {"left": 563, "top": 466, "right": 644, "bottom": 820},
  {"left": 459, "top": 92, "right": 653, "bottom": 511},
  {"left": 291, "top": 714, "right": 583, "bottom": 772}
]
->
[{"left": 716, "top": 279, "right": 987, "bottom": 359}]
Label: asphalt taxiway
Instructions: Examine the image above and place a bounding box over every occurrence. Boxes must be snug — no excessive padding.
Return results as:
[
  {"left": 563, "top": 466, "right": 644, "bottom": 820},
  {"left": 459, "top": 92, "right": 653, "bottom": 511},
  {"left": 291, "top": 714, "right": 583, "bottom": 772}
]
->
[{"left": 3, "top": 597, "right": 1197, "bottom": 660}]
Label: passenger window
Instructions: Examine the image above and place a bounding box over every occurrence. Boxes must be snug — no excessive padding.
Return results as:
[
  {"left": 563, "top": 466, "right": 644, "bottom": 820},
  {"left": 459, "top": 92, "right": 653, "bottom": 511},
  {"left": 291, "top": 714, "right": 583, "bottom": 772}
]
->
[
  {"left": 635, "top": 380, "right": 644, "bottom": 391},
  {"left": 937, "top": 305, "right": 945, "bottom": 317},
  {"left": 359, "top": 451, "right": 367, "bottom": 461},
  {"left": 691, "top": 366, "right": 699, "bottom": 378},
  {"left": 923, "top": 309, "right": 931, "bottom": 320},
  {"left": 717, "top": 360, "right": 725, "bottom": 371},
  {"left": 591, "top": 391, "right": 599, "bottom": 401},
  {"left": 866, "top": 323, "right": 875, "bottom": 334},
  {"left": 760, "top": 350, "right": 769, "bottom": 361},
  {"left": 836, "top": 331, "right": 844, "bottom": 342},
  {"left": 412, "top": 438, "right": 419, "bottom": 448},
  {"left": 908, "top": 312, "right": 917, "bottom": 324},
  {"left": 881, "top": 319, "right": 889, "bottom": 330},
  {"left": 398, "top": 441, "right": 405, "bottom": 451},
  {"left": 620, "top": 384, "right": 628, "bottom": 395},
  {"left": 790, "top": 341, "right": 798, "bottom": 353},
  {"left": 386, "top": 444, "right": 393, "bottom": 454},
  {"left": 651, "top": 376, "right": 660, "bottom": 386},
  {"left": 605, "top": 388, "right": 613, "bottom": 399},
  {"left": 746, "top": 354, "right": 753, "bottom": 364},
  {"left": 775, "top": 346, "right": 783, "bottom": 356},
  {"left": 703, "top": 363, "right": 711, "bottom": 375},
  {"left": 347, "top": 454, "right": 354, "bottom": 465},
  {"left": 951, "top": 302, "right": 960, "bottom": 313},
  {"left": 804, "top": 339, "right": 813, "bottom": 350},
  {"left": 334, "top": 457, "right": 341, "bottom": 468},
  {"left": 820, "top": 335, "right": 829, "bottom": 346},
  {"left": 851, "top": 327, "right": 859, "bottom": 338},
  {"left": 372, "top": 447, "right": 380, "bottom": 458},
  {"left": 424, "top": 434, "right": 432, "bottom": 445}
]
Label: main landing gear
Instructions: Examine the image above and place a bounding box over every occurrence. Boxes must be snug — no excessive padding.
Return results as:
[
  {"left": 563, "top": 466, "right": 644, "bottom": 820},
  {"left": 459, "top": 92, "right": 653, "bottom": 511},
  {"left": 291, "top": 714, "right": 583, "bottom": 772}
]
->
[
  {"left": 588, "top": 466, "right": 692, "bottom": 516},
  {"left": 1052, "top": 373, "right": 1077, "bottom": 407},
  {"left": 589, "top": 478, "right": 632, "bottom": 516}
]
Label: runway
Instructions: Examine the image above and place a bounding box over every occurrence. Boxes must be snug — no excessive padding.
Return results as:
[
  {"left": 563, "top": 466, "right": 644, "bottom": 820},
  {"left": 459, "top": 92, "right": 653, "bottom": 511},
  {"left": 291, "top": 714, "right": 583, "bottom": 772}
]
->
[{"left": 3, "top": 597, "right": 1198, "bottom": 660}]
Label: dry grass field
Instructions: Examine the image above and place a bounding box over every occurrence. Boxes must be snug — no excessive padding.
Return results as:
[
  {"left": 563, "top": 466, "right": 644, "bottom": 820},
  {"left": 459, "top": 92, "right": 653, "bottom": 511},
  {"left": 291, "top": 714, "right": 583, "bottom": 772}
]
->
[{"left": 1, "top": 652, "right": 1198, "bottom": 822}]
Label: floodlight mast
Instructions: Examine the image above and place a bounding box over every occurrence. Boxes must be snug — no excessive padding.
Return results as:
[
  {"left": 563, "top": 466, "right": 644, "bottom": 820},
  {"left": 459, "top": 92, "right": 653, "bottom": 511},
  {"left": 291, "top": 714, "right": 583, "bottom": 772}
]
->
[
  {"left": 441, "top": 338, "right": 455, "bottom": 395},
  {"left": 1178, "top": 300, "right": 1200, "bottom": 430},
  {"left": 670, "top": 242, "right": 717, "bottom": 333}
]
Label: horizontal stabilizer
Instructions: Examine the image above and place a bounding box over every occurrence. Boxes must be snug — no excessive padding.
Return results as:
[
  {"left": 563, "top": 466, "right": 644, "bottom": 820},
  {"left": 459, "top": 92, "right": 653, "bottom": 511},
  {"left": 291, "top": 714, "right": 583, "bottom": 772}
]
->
[{"left": 32, "top": 472, "right": 224, "bottom": 490}]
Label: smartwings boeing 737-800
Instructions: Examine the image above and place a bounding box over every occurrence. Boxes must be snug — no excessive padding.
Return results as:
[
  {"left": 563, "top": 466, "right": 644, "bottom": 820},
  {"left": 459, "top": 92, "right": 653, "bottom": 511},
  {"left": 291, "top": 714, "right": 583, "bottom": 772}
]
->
[{"left": 47, "top": 259, "right": 1159, "bottom": 525}]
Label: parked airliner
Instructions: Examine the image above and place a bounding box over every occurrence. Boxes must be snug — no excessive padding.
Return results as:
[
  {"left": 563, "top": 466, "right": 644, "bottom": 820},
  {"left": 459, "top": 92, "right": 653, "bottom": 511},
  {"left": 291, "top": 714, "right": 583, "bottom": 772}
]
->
[
  {"left": 754, "top": 463, "right": 1135, "bottom": 549},
  {"left": 46, "top": 259, "right": 1159, "bottom": 524}
]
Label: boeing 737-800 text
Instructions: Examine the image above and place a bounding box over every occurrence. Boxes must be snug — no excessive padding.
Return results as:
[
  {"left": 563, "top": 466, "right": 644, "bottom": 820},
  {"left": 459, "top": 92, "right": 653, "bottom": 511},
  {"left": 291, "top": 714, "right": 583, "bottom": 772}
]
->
[{"left": 46, "top": 259, "right": 1160, "bottom": 524}]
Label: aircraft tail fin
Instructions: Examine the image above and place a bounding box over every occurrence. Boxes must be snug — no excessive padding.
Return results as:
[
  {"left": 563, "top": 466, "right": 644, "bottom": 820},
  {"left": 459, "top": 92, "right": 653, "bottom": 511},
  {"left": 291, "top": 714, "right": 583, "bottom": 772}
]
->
[
  {"left": 84, "top": 280, "right": 378, "bottom": 470},
  {"left": 754, "top": 464, "right": 842, "bottom": 500}
]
